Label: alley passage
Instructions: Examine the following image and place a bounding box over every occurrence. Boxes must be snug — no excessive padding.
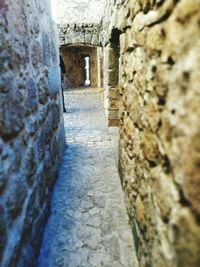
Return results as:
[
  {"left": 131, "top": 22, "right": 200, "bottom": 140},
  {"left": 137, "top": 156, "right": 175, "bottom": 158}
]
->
[{"left": 38, "top": 88, "right": 138, "bottom": 267}]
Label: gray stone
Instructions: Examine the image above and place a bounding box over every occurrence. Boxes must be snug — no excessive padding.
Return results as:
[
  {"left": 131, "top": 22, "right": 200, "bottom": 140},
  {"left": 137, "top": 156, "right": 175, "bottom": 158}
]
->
[
  {"left": 48, "top": 67, "right": 61, "bottom": 97},
  {"left": 6, "top": 181, "right": 27, "bottom": 220},
  {"left": 42, "top": 32, "right": 51, "bottom": 66},
  {"left": 38, "top": 76, "right": 49, "bottom": 104},
  {"left": 0, "top": 93, "right": 25, "bottom": 141},
  {"left": 25, "top": 78, "right": 38, "bottom": 115},
  {"left": 24, "top": 146, "right": 37, "bottom": 186},
  {"left": 31, "top": 40, "right": 42, "bottom": 67},
  {"left": 51, "top": 103, "right": 60, "bottom": 130},
  {"left": 0, "top": 0, "right": 64, "bottom": 266}
]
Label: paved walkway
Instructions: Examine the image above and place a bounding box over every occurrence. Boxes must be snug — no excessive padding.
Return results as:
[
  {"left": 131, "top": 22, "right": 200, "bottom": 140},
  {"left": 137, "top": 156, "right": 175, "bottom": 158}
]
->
[{"left": 37, "top": 88, "right": 138, "bottom": 267}]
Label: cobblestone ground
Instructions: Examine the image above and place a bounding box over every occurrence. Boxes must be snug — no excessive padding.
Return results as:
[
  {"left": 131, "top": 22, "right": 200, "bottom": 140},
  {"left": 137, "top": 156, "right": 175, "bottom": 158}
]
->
[{"left": 37, "top": 88, "right": 138, "bottom": 267}]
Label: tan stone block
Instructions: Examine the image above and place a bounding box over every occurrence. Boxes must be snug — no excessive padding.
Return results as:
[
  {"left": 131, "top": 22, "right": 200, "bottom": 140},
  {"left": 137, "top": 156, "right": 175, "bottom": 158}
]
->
[
  {"left": 146, "top": 24, "right": 165, "bottom": 51},
  {"left": 108, "top": 100, "right": 119, "bottom": 110},
  {"left": 170, "top": 208, "right": 200, "bottom": 267},
  {"left": 141, "top": 130, "right": 159, "bottom": 163},
  {"left": 150, "top": 166, "right": 179, "bottom": 221},
  {"left": 108, "top": 87, "right": 120, "bottom": 100},
  {"left": 135, "top": 195, "right": 145, "bottom": 227},
  {"left": 182, "top": 133, "right": 200, "bottom": 215},
  {"left": 108, "top": 119, "right": 119, "bottom": 127}
]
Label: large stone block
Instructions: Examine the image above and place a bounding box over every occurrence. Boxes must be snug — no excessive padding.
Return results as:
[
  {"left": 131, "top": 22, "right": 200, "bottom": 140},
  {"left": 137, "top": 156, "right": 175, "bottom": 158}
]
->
[
  {"left": 170, "top": 208, "right": 200, "bottom": 267},
  {"left": 42, "top": 32, "right": 51, "bottom": 66},
  {"left": 31, "top": 40, "right": 42, "bottom": 68},
  {"left": 0, "top": 93, "right": 25, "bottom": 141},
  {"left": 182, "top": 134, "right": 200, "bottom": 214},
  {"left": 25, "top": 78, "right": 38, "bottom": 115},
  {"left": 48, "top": 66, "right": 61, "bottom": 97},
  {"left": 6, "top": 181, "right": 27, "bottom": 220},
  {"left": 38, "top": 76, "right": 49, "bottom": 104}
]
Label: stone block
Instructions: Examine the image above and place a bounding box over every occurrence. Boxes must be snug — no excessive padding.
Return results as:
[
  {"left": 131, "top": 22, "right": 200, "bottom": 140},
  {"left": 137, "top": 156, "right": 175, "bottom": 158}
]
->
[
  {"left": 31, "top": 40, "right": 42, "bottom": 68},
  {"left": 25, "top": 78, "right": 38, "bottom": 115},
  {"left": 108, "top": 87, "right": 120, "bottom": 100},
  {"left": 26, "top": 116, "right": 39, "bottom": 137},
  {"left": 7, "top": 181, "right": 27, "bottom": 220},
  {"left": 42, "top": 32, "right": 51, "bottom": 66},
  {"left": 37, "top": 115, "right": 54, "bottom": 161},
  {"left": 38, "top": 76, "right": 49, "bottom": 104},
  {"left": 170, "top": 208, "right": 200, "bottom": 267},
  {"left": 0, "top": 93, "right": 25, "bottom": 141},
  {"left": 24, "top": 146, "right": 37, "bottom": 187},
  {"left": 108, "top": 69, "right": 119, "bottom": 87},
  {"left": 48, "top": 66, "right": 61, "bottom": 97},
  {"left": 51, "top": 103, "right": 60, "bottom": 130},
  {"left": 108, "top": 119, "right": 119, "bottom": 127},
  {"left": 182, "top": 134, "right": 200, "bottom": 214}
]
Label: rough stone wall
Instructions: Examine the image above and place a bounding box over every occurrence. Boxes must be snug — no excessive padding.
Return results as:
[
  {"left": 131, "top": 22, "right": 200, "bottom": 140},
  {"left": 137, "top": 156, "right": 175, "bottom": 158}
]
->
[
  {"left": 103, "top": 40, "right": 120, "bottom": 126},
  {"left": 60, "top": 46, "right": 98, "bottom": 88},
  {"left": 103, "top": 0, "right": 200, "bottom": 266},
  {"left": 59, "top": 23, "right": 101, "bottom": 47},
  {"left": 0, "top": 0, "right": 65, "bottom": 266},
  {"left": 59, "top": 23, "right": 102, "bottom": 89},
  {"left": 102, "top": 1, "right": 124, "bottom": 127}
]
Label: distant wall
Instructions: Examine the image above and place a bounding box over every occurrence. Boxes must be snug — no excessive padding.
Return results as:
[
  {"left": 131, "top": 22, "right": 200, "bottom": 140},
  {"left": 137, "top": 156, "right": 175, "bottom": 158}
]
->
[
  {"left": 103, "top": 0, "right": 200, "bottom": 266},
  {"left": 0, "top": 0, "right": 65, "bottom": 266},
  {"left": 60, "top": 46, "right": 98, "bottom": 88},
  {"left": 59, "top": 23, "right": 101, "bottom": 47},
  {"left": 59, "top": 22, "right": 103, "bottom": 89}
]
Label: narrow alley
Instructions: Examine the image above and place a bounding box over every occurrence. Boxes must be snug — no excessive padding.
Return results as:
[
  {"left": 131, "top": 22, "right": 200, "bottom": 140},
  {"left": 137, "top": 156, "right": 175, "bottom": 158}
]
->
[
  {"left": 38, "top": 88, "right": 138, "bottom": 267},
  {"left": 1, "top": 1, "right": 200, "bottom": 266}
]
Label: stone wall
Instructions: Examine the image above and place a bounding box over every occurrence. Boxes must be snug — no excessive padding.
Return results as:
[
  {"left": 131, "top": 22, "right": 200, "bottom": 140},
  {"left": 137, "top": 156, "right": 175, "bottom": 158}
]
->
[
  {"left": 59, "top": 23, "right": 101, "bottom": 47},
  {"left": 60, "top": 45, "right": 98, "bottom": 88},
  {"left": 0, "top": 0, "right": 65, "bottom": 266},
  {"left": 59, "top": 23, "right": 103, "bottom": 89},
  {"left": 102, "top": 0, "right": 124, "bottom": 127},
  {"left": 103, "top": 0, "right": 200, "bottom": 266},
  {"left": 103, "top": 30, "right": 121, "bottom": 126}
]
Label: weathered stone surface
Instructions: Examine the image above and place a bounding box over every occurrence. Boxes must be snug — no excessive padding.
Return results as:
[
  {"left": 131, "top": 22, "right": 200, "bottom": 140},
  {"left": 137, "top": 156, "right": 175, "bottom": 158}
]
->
[
  {"left": 52, "top": 103, "right": 60, "bottom": 130},
  {"left": 25, "top": 78, "right": 38, "bottom": 115},
  {"left": 103, "top": 0, "right": 200, "bottom": 266},
  {"left": 0, "top": 0, "right": 65, "bottom": 266},
  {"left": 6, "top": 181, "right": 27, "bottom": 220},
  {"left": 24, "top": 146, "right": 37, "bottom": 186},
  {"left": 170, "top": 208, "right": 200, "bottom": 267},
  {"left": 48, "top": 66, "right": 61, "bottom": 97},
  {"left": 59, "top": 23, "right": 101, "bottom": 46},
  {"left": 0, "top": 93, "right": 25, "bottom": 141},
  {"left": 42, "top": 32, "right": 51, "bottom": 66},
  {"left": 38, "top": 76, "right": 49, "bottom": 104},
  {"left": 31, "top": 40, "right": 42, "bottom": 68}
]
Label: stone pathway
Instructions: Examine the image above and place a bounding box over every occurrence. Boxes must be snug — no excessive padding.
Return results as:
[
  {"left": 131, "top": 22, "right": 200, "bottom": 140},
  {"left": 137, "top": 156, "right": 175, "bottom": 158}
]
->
[{"left": 37, "top": 88, "right": 138, "bottom": 267}]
